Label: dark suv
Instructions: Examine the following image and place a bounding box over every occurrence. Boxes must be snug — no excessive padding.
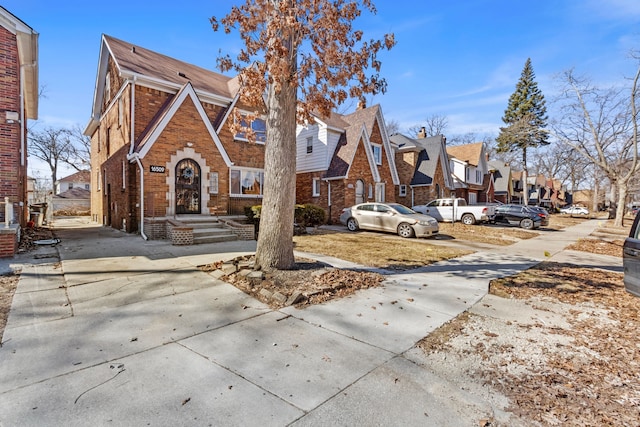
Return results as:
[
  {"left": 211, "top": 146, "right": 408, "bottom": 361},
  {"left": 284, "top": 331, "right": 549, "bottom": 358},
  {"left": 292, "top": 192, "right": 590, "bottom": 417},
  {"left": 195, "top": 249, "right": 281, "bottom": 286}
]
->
[
  {"left": 494, "top": 204, "right": 549, "bottom": 230},
  {"left": 623, "top": 214, "right": 640, "bottom": 297}
]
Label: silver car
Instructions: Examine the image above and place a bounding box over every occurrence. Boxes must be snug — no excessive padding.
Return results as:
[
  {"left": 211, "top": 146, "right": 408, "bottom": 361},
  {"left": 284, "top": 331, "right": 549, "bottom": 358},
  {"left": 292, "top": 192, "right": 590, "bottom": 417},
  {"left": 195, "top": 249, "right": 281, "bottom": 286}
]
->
[
  {"left": 623, "top": 214, "right": 640, "bottom": 297},
  {"left": 339, "top": 202, "right": 439, "bottom": 238}
]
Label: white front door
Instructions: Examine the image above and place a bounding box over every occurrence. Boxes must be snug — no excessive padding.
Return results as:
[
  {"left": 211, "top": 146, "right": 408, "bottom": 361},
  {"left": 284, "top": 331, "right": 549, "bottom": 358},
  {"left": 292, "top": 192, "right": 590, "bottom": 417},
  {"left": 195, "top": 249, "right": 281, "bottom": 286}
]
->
[{"left": 355, "top": 180, "right": 365, "bottom": 204}]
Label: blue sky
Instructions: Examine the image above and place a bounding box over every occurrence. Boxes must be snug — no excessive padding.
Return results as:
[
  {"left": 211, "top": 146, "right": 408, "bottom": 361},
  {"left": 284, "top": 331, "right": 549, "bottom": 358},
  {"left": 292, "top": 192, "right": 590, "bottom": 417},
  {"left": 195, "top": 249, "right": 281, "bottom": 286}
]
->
[{"left": 5, "top": 0, "right": 640, "bottom": 178}]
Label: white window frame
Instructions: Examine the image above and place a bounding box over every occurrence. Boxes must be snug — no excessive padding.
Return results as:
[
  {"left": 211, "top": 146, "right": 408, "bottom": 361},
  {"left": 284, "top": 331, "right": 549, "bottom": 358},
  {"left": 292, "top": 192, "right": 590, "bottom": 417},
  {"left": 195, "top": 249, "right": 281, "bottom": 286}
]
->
[
  {"left": 230, "top": 167, "right": 264, "bottom": 197},
  {"left": 372, "top": 144, "right": 382, "bottom": 165},
  {"left": 234, "top": 114, "right": 267, "bottom": 144},
  {"left": 312, "top": 178, "right": 321, "bottom": 197},
  {"left": 399, "top": 184, "right": 407, "bottom": 197},
  {"left": 476, "top": 170, "right": 482, "bottom": 183},
  {"left": 306, "top": 136, "right": 313, "bottom": 154},
  {"left": 209, "top": 172, "right": 219, "bottom": 194},
  {"left": 375, "top": 182, "right": 385, "bottom": 202}
]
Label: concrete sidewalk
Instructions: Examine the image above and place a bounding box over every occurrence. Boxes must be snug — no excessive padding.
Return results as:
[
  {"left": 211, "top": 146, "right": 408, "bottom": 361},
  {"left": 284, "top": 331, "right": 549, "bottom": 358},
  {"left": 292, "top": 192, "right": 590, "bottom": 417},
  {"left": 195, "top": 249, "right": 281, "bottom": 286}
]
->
[{"left": 0, "top": 217, "right": 621, "bottom": 426}]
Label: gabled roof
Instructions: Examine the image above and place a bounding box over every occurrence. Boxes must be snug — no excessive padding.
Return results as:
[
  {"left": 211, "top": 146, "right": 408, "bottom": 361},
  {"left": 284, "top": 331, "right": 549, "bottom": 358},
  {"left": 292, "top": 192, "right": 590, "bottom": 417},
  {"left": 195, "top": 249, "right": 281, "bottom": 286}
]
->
[
  {"left": 54, "top": 188, "right": 90, "bottom": 199},
  {"left": 446, "top": 142, "right": 484, "bottom": 166},
  {"left": 488, "top": 160, "right": 512, "bottom": 194},
  {"left": 59, "top": 170, "right": 90, "bottom": 183},
  {"left": 89, "top": 34, "right": 240, "bottom": 122},
  {"left": 391, "top": 134, "right": 454, "bottom": 189},
  {"left": 312, "top": 111, "right": 350, "bottom": 131},
  {"left": 324, "top": 104, "right": 399, "bottom": 184},
  {"left": 0, "top": 6, "right": 38, "bottom": 119},
  {"left": 390, "top": 133, "right": 419, "bottom": 151},
  {"left": 133, "top": 82, "right": 232, "bottom": 166}
]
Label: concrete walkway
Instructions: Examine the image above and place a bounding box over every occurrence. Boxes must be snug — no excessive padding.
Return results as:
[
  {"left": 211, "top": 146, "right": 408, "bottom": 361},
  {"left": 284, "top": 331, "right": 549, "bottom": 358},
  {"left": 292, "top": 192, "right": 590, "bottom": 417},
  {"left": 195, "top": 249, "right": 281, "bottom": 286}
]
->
[{"left": 0, "top": 217, "right": 621, "bottom": 426}]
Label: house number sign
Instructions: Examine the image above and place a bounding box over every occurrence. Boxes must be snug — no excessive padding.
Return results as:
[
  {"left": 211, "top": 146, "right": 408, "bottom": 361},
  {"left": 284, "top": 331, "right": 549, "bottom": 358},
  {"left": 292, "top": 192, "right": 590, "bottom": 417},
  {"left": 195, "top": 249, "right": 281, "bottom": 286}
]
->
[{"left": 149, "top": 165, "right": 166, "bottom": 173}]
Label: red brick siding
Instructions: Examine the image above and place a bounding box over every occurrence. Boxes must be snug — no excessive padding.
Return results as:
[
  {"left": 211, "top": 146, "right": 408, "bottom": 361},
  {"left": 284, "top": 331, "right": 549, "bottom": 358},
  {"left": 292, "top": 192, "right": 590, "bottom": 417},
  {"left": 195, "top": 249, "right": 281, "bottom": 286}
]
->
[
  {"left": 0, "top": 232, "right": 17, "bottom": 258},
  {"left": 368, "top": 119, "right": 396, "bottom": 203},
  {"left": 0, "top": 26, "right": 28, "bottom": 227}
]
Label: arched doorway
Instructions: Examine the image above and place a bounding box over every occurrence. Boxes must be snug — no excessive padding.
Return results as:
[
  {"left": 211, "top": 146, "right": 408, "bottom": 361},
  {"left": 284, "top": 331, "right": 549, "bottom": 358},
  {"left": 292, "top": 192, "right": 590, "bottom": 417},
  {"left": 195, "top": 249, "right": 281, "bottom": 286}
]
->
[
  {"left": 355, "top": 179, "right": 365, "bottom": 204},
  {"left": 176, "top": 159, "right": 201, "bottom": 214}
]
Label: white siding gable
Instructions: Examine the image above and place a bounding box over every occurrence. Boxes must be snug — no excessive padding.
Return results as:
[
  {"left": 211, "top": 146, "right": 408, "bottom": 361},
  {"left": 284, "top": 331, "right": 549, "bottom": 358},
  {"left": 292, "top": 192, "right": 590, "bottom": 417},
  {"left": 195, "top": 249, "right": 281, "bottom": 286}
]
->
[{"left": 296, "top": 123, "right": 341, "bottom": 172}]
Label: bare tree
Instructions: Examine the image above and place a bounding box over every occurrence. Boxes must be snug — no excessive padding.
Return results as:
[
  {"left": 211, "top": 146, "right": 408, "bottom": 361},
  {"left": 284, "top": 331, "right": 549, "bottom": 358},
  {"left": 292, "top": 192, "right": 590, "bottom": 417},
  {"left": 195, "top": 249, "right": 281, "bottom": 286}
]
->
[
  {"left": 385, "top": 118, "right": 401, "bottom": 136},
  {"left": 408, "top": 113, "right": 449, "bottom": 138},
  {"left": 552, "top": 65, "right": 640, "bottom": 226},
  {"left": 27, "top": 126, "right": 75, "bottom": 192},
  {"left": 212, "top": 0, "right": 395, "bottom": 269},
  {"left": 65, "top": 124, "right": 91, "bottom": 170}
]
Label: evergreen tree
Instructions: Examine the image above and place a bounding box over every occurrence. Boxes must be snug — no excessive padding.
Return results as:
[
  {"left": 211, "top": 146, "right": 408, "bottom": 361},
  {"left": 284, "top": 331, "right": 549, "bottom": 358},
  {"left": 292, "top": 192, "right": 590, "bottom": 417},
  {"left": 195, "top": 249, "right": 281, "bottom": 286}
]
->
[{"left": 496, "top": 58, "right": 549, "bottom": 172}]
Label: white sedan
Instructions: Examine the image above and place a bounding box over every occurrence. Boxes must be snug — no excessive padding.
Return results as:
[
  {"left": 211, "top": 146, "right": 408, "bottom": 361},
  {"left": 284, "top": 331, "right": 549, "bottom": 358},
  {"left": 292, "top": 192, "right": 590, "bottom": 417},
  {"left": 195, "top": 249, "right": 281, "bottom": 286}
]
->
[
  {"left": 560, "top": 206, "right": 589, "bottom": 215},
  {"left": 339, "top": 202, "right": 439, "bottom": 238}
]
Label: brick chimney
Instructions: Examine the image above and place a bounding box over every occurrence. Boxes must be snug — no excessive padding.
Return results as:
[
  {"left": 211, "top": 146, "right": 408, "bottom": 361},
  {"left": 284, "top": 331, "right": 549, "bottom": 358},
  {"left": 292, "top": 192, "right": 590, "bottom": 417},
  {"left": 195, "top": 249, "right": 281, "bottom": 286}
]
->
[
  {"left": 357, "top": 97, "right": 366, "bottom": 110},
  {"left": 417, "top": 127, "right": 426, "bottom": 139}
]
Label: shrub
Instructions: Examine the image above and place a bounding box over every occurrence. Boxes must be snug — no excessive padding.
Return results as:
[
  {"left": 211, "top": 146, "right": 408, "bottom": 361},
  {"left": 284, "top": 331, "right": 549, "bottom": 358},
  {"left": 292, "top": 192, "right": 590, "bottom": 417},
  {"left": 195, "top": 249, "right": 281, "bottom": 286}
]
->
[
  {"left": 299, "top": 203, "right": 326, "bottom": 227},
  {"left": 244, "top": 205, "right": 262, "bottom": 224}
]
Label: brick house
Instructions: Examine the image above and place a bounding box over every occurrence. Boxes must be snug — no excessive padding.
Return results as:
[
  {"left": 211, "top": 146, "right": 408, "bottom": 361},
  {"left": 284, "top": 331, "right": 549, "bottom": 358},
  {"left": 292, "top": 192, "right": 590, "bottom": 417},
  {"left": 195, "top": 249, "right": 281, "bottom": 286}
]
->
[
  {"left": 0, "top": 7, "right": 38, "bottom": 257},
  {"left": 295, "top": 104, "right": 399, "bottom": 223},
  {"left": 488, "top": 160, "right": 513, "bottom": 204},
  {"left": 446, "top": 142, "right": 493, "bottom": 204},
  {"left": 390, "top": 132, "right": 455, "bottom": 207},
  {"left": 85, "top": 35, "right": 266, "bottom": 237}
]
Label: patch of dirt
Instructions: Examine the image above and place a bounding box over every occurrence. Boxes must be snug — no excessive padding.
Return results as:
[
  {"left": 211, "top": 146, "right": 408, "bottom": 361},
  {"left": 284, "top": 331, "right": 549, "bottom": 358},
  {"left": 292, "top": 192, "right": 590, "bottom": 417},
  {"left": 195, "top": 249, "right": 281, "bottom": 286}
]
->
[
  {"left": 418, "top": 262, "right": 640, "bottom": 426},
  {"left": 0, "top": 274, "right": 19, "bottom": 343},
  {"left": 200, "top": 255, "right": 384, "bottom": 309},
  {"left": 566, "top": 238, "right": 624, "bottom": 257}
]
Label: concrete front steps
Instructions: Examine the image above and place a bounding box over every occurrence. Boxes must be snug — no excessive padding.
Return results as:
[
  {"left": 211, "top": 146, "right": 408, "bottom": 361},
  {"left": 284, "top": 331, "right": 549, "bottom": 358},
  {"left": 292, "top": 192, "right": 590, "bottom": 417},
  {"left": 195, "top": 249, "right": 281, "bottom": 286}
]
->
[{"left": 175, "top": 215, "right": 238, "bottom": 244}]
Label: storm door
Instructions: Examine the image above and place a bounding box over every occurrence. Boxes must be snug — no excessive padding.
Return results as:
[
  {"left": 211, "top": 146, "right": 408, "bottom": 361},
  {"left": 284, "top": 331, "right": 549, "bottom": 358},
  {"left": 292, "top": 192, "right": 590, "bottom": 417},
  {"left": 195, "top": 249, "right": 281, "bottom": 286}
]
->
[{"left": 175, "top": 159, "right": 201, "bottom": 214}]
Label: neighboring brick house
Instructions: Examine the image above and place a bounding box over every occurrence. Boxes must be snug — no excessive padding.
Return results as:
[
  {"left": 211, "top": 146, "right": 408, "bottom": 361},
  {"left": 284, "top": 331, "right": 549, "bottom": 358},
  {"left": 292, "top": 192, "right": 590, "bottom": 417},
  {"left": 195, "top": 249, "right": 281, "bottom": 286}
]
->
[
  {"left": 446, "top": 142, "right": 493, "bottom": 204},
  {"left": 390, "top": 132, "right": 455, "bottom": 206},
  {"left": 56, "top": 170, "right": 90, "bottom": 194},
  {"left": 488, "top": 160, "right": 513, "bottom": 204},
  {"left": 0, "top": 7, "right": 38, "bottom": 257},
  {"left": 511, "top": 170, "right": 524, "bottom": 203},
  {"left": 526, "top": 173, "right": 549, "bottom": 206},
  {"left": 295, "top": 104, "right": 400, "bottom": 223},
  {"left": 85, "top": 35, "right": 266, "bottom": 236}
]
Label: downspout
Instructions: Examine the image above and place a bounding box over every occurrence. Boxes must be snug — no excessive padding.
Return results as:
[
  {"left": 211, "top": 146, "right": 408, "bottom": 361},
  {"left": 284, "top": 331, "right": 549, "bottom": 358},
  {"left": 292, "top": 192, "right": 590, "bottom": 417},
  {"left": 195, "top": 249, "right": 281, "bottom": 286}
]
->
[
  {"left": 19, "top": 65, "right": 28, "bottom": 167},
  {"left": 327, "top": 180, "right": 331, "bottom": 224},
  {"left": 128, "top": 153, "right": 148, "bottom": 240},
  {"left": 128, "top": 77, "right": 136, "bottom": 156},
  {"left": 126, "top": 78, "right": 147, "bottom": 240}
]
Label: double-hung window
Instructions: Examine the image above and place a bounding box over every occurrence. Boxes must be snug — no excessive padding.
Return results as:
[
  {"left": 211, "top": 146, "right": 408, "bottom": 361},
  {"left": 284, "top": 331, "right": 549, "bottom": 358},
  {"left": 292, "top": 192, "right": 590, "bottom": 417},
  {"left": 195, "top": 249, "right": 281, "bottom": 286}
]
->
[
  {"left": 312, "top": 178, "right": 321, "bottom": 197},
  {"left": 372, "top": 144, "right": 382, "bottom": 165}
]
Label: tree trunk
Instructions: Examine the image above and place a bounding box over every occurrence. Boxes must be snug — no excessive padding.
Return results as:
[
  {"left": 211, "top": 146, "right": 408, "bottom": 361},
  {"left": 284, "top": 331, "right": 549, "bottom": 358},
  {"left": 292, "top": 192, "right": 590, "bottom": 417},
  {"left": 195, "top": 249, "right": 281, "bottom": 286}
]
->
[
  {"left": 255, "top": 42, "right": 297, "bottom": 270},
  {"left": 614, "top": 181, "right": 628, "bottom": 227},
  {"left": 522, "top": 148, "right": 528, "bottom": 206}
]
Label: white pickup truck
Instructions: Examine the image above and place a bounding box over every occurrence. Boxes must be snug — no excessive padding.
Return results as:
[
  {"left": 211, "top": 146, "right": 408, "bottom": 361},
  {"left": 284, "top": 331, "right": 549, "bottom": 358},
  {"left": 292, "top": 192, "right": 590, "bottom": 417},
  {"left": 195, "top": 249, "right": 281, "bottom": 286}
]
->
[{"left": 412, "top": 198, "right": 496, "bottom": 225}]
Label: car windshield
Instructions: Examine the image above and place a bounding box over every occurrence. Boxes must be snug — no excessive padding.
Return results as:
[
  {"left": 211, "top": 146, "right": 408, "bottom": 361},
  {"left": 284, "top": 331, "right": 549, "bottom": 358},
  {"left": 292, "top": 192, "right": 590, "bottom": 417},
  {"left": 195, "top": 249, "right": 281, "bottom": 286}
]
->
[{"left": 387, "top": 203, "right": 415, "bottom": 215}]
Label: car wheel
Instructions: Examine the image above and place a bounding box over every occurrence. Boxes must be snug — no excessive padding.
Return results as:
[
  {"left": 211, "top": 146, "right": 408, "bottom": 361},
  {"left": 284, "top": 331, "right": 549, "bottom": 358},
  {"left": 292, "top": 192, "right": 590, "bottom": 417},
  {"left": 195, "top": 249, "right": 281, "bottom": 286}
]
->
[
  {"left": 346, "top": 218, "right": 359, "bottom": 232},
  {"left": 520, "top": 218, "right": 534, "bottom": 230},
  {"left": 397, "top": 222, "right": 415, "bottom": 238},
  {"left": 461, "top": 213, "right": 475, "bottom": 225}
]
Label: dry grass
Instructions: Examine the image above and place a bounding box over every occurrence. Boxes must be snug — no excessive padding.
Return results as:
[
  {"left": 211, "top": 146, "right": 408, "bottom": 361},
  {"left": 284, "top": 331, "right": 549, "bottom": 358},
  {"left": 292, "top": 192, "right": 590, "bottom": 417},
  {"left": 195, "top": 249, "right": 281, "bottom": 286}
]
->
[
  {"left": 437, "top": 222, "right": 538, "bottom": 245},
  {"left": 293, "top": 230, "right": 471, "bottom": 270}
]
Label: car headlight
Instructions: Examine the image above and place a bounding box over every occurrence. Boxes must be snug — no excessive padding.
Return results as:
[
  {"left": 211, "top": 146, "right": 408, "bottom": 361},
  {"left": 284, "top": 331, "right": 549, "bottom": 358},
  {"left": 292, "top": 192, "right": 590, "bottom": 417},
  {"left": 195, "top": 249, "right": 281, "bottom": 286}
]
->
[{"left": 418, "top": 220, "right": 437, "bottom": 226}]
